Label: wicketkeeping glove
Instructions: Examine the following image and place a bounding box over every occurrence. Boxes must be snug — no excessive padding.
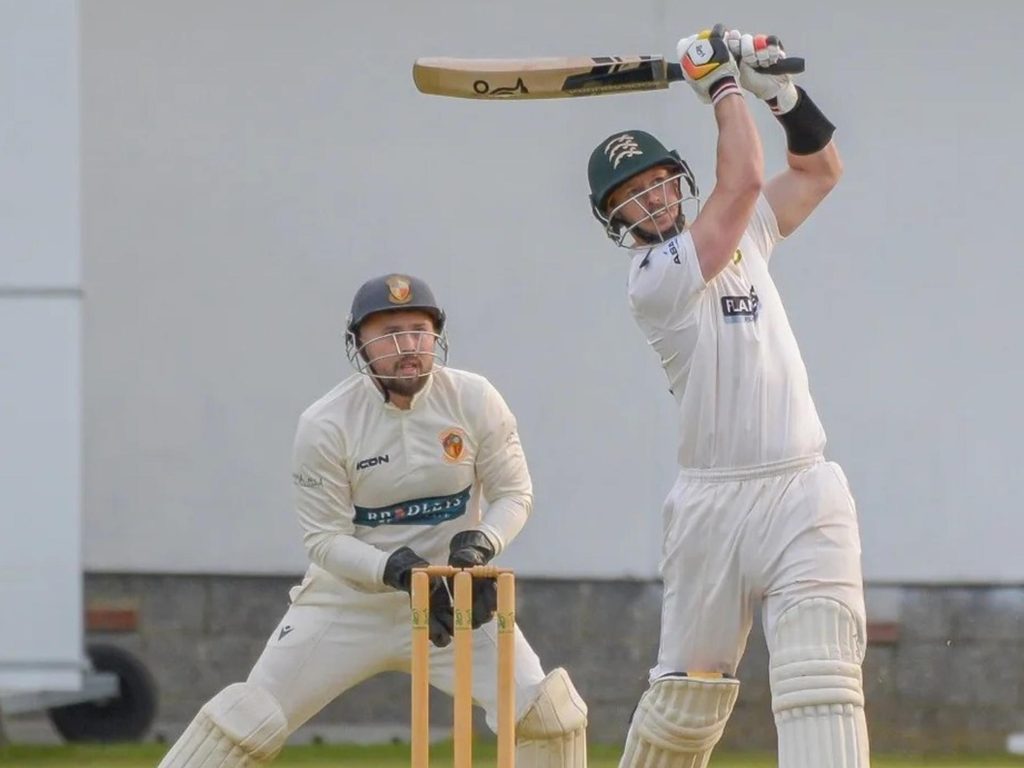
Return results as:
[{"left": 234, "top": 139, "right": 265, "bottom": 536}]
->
[
  {"left": 724, "top": 30, "right": 799, "bottom": 114},
  {"left": 383, "top": 546, "right": 454, "bottom": 648},
  {"left": 676, "top": 24, "right": 743, "bottom": 105},
  {"left": 447, "top": 530, "right": 498, "bottom": 629}
]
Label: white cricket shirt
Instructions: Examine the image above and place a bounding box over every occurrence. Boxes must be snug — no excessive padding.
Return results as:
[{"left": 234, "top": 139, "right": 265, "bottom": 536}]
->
[
  {"left": 290, "top": 367, "right": 532, "bottom": 593},
  {"left": 627, "top": 196, "right": 827, "bottom": 470}
]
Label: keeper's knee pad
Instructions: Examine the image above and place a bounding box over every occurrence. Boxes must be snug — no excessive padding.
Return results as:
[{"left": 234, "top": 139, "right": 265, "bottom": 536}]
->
[
  {"left": 618, "top": 673, "right": 738, "bottom": 768},
  {"left": 516, "top": 668, "right": 588, "bottom": 768},
  {"left": 771, "top": 597, "right": 870, "bottom": 768},
  {"left": 157, "top": 682, "right": 289, "bottom": 768}
]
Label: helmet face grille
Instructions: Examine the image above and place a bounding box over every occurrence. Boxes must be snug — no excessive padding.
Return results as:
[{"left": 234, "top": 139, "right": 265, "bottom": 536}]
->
[
  {"left": 587, "top": 131, "right": 700, "bottom": 248},
  {"left": 604, "top": 170, "right": 701, "bottom": 248},
  {"left": 344, "top": 326, "right": 451, "bottom": 380},
  {"left": 588, "top": 130, "right": 687, "bottom": 213}
]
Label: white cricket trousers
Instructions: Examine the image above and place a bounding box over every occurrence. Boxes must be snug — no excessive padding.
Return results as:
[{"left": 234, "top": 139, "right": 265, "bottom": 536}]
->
[
  {"left": 653, "top": 455, "right": 866, "bottom": 679},
  {"left": 246, "top": 579, "right": 547, "bottom": 734}
]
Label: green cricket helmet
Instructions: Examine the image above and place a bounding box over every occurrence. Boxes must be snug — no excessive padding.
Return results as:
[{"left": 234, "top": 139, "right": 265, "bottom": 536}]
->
[{"left": 587, "top": 130, "right": 699, "bottom": 247}]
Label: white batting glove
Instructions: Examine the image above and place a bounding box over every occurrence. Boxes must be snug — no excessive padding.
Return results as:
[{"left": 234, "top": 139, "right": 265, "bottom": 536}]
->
[
  {"left": 676, "top": 24, "right": 742, "bottom": 105},
  {"left": 724, "top": 30, "right": 799, "bottom": 114}
]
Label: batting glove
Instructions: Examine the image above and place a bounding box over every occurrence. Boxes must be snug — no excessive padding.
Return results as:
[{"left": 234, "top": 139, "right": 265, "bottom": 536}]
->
[
  {"left": 448, "top": 530, "right": 498, "bottom": 629},
  {"left": 676, "top": 23, "right": 742, "bottom": 105},
  {"left": 725, "top": 30, "right": 799, "bottom": 114}
]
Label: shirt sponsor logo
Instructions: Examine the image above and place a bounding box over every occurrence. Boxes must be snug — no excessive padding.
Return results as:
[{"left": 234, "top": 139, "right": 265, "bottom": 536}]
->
[
  {"left": 440, "top": 427, "right": 466, "bottom": 462},
  {"left": 355, "top": 454, "right": 390, "bottom": 471},
  {"left": 721, "top": 286, "right": 759, "bottom": 322},
  {"left": 292, "top": 470, "right": 323, "bottom": 489},
  {"left": 353, "top": 485, "right": 472, "bottom": 527}
]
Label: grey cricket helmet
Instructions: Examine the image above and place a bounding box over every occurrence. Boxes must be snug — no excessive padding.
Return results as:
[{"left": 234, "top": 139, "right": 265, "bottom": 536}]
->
[{"left": 346, "top": 273, "right": 446, "bottom": 335}]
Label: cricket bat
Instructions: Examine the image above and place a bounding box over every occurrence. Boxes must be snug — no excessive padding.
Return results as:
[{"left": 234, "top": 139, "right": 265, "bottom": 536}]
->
[{"left": 413, "top": 55, "right": 804, "bottom": 100}]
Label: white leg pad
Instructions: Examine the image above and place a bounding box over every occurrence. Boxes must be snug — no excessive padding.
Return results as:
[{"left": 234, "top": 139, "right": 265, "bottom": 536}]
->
[
  {"left": 618, "top": 674, "right": 739, "bottom": 768},
  {"left": 771, "top": 598, "right": 870, "bottom": 768},
  {"left": 157, "top": 682, "right": 289, "bottom": 768},
  {"left": 516, "top": 668, "right": 588, "bottom": 768}
]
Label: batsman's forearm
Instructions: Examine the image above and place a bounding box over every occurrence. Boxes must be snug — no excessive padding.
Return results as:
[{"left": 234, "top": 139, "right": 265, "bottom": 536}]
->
[
  {"left": 304, "top": 530, "right": 389, "bottom": 586},
  {"left": 713, "top": 94, "right": 764, "bottom": 196},
  {"left": 787, "top": 139, "right": 842, "bottom": 185}
]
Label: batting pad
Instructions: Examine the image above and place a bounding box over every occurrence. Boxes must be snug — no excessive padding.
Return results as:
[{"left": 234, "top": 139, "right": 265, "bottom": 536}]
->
[
  {"left": 157, "top": 682, "right": 288, "bottom": 768},
  {"left": 618, "top": 673, "right": 739, "bottom": 768},
  {"left": 770, "top": 597, "right": 870, "bottom": 768},
  {"left": 516, "top": 667, "right": 588, "bottom": 768}
]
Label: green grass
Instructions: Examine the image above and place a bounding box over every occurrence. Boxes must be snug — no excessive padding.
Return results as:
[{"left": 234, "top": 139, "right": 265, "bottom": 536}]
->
[{"left": 2, "top": 743, "right": 1024, "bottom": 767}]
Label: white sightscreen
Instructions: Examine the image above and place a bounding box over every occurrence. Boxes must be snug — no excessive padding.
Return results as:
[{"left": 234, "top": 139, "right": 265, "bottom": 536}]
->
[
  {"left": 80, "top": 1, "right": 1023, "bottom": 582},
  {"left": 0, "top": 0, "right": 82, "bottom": 691}
]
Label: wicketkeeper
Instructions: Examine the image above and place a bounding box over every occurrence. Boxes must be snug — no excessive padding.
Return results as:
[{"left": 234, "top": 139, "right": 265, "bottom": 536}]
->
[{"left": 156, "top": 274, "right": 588, "bottom": 767}]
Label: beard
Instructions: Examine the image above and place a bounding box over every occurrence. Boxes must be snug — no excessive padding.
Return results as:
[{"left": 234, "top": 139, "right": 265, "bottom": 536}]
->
[{"left": 370, "top": 356, "right": 432, "bottom": 398}]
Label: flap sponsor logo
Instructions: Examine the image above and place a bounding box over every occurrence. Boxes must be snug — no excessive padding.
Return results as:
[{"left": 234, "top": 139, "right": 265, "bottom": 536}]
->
[{"left": 721, "top": 286, "right": 759, "bottom": 323}]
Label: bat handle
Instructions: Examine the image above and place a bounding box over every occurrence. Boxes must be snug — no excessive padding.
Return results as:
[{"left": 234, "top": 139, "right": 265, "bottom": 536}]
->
[{"left": 666, "top": 56, "right": 805, "bottom": 82}]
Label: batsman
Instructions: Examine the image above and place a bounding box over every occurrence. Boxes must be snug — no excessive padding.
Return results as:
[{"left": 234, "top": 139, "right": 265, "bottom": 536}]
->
[
  {"left": 585, "top": 25, "right": 870, "bottom": 767},
  {"left": 155, "top": 274, "right": 588, "bottom": 767}
]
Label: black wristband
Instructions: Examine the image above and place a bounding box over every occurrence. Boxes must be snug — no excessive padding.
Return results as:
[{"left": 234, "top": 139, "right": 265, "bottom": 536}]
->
[{"left": 771, "top": 87, "right": 835, "bottom": 156}]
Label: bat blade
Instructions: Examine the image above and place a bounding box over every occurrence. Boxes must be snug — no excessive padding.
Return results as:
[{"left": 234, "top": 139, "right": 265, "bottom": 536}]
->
[
  {"left": 413, "top": 55, "right": 806, "bottom": 101},
  {"left": 413, "top": 56, "right": 674, "bottom": 100}
]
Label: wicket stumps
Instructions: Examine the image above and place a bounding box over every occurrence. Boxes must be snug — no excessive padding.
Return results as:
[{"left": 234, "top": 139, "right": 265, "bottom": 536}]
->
[{"left": 411, "top": 565, "right": 516, "bottom": 768}]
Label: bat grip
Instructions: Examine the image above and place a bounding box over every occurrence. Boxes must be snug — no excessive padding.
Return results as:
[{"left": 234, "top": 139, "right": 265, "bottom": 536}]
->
[{"left": 666, "top": 56, "right": 804, "bottom": 82}]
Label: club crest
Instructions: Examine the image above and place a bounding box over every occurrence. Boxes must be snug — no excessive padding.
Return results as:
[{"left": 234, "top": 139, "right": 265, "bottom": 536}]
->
[
  {"left": 386, "top": 275, "right": 412, "bottom": 304},
  {"left": 604, "top": 133, "right": 643, "bottom": 169},
  {"left": 440, "top": 428, "right": 466, "bottom": 462}
]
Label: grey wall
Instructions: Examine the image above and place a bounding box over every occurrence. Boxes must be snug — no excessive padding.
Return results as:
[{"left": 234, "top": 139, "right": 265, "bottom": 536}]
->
[
  {"left": 78, "top": 1, "right": 1024, "bottom": 581},
  {"left": 0, "top": 0, "right": 82, "bottom": 692}
]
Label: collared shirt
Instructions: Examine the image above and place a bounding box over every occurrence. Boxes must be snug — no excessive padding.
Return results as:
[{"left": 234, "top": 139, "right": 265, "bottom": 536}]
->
[
  {"left": 627, "top": 196, "right": 827, "bottom": 470},
  {"left": 291, "top": 367, "right": 531, "bottom": 593}
]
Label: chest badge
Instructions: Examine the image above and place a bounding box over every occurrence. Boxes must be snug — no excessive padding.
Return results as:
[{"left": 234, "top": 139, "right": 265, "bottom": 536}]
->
[{"left": 440, "top": 427, "right": 466, "bottom": 462}]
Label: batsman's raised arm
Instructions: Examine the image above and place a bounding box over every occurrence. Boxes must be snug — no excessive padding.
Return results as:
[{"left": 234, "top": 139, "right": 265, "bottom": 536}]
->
[
  {"left": 677, "top": 25, "right": 764, "bottom": 281},
  {"left": 726, "top": 29, "right": 842, "bottom": 237}
]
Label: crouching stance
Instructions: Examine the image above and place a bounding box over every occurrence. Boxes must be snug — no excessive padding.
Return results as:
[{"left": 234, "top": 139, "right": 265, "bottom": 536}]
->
[{"left": 157, "top": 274, "right": 587, "bottom": 767}]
